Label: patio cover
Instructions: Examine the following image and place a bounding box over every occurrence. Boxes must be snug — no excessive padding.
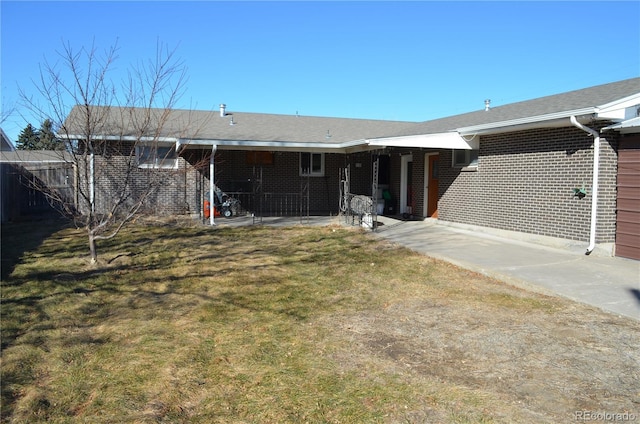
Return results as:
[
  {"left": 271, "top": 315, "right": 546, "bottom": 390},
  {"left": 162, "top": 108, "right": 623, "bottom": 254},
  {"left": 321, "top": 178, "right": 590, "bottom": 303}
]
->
[
  {"left": 367, "top": 131, "right": 478, "bottom": 150},
  {"left": 602, "top": 117, "right": 640, "bottom": 134}
]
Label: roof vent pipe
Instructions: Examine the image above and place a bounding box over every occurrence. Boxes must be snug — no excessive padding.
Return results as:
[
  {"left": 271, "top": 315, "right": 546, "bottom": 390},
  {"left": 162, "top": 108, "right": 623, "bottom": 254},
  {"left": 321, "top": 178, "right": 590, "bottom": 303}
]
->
[
  {"left": 220, "top": 104, "right": 226, "bottom": 117},
  {"left": 484, "top": 99, "right": 491, "bottom": 111}
]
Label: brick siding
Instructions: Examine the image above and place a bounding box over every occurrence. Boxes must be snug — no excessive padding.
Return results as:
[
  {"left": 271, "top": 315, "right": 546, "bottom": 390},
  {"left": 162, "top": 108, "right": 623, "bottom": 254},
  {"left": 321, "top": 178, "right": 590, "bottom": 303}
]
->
[
  {"left": 84, "top": 123, "right": 620, "bottom": 246},
  {"left": 387, "top": 149, "right": 426, "bottom": 217},
  {"left": 88, "top": 155, "right": 193, "bottom": 216},
  {"left": 215, "top": 151, "right": 350, "bottom": 214},
  {"left": 437, "top": 126, "right": 618, "bottom": 243}
]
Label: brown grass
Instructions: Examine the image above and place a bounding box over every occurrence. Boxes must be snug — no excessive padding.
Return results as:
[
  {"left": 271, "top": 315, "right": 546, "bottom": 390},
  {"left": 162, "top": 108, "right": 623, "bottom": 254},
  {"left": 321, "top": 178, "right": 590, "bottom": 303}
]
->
[{"left": 1, "top": 219, "right": 638, "bottom": 423}]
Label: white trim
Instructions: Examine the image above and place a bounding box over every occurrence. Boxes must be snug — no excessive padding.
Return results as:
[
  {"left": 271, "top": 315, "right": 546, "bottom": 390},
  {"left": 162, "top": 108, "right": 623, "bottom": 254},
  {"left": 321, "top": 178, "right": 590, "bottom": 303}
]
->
[
  {"left": 452, "top": 149, "right": 478, "bottom": 168},
  {"left": 602, "top": 116, "right": 640, "bottom": 134},
  {"left": 368, "top": 132, "right": 477, "bottom": 150},
  {"left": 210, "top": 145, "right": 217, "bottom": 226},
  {"left": 59, "top": 134, "right": 180, "bottom": 144},
  {"left": 400, "top": 154, "right": 413, "bottom": 215},
  {"left": 300, "top": 152, "right": 325, "bottom": 177},
  {"left": 136, "top": 145, "right": 179, "bottom": 170},
  {"left": 172, "top": 132, "right": 479, "bottom": 152},
  {"left": 597, "top": 93, "right": 640, "bottom": 115},
  {"left": 456, "top": 109, "right": 595, "bottom": 135}
]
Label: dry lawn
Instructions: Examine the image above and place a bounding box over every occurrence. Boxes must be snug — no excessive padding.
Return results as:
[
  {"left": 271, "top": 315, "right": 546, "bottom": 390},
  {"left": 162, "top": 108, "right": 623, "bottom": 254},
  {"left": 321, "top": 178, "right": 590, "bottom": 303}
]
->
[{"left": 1, "top": 219, "right": 638, "bottom": 423}]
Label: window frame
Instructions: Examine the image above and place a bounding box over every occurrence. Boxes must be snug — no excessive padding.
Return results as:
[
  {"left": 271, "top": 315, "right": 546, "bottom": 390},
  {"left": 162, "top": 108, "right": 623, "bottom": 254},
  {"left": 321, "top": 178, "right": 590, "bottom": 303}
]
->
[
  {"left": 452, "top": 149, "right": 479, "bottom": 169},
  {"left": 300, "top": 152, "right": 325, "bottom": 177},
  {"left": 136, "top": 144, "right": 179, "bottom": 169}
]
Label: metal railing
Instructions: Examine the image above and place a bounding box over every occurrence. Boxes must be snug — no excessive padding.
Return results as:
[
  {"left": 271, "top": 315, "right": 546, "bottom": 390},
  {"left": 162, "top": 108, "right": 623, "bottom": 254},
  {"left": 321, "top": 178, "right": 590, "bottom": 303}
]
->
[{"left": 224, "top": 191, "right": 309, "bottom": 218}]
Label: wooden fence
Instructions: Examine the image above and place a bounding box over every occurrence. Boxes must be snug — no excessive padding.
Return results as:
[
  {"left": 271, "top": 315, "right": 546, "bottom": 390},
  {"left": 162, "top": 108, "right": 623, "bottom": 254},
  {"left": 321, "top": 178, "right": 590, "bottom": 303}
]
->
[{"left": 1, "top": 161, "right": 75, "bottom": 222}]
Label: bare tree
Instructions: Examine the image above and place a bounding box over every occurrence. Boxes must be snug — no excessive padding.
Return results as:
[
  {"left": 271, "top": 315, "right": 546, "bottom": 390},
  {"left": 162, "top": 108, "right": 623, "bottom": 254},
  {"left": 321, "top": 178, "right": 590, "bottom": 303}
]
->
[
  {"left": 20, "top": 40, "right": 209, "bottom": 264},
  {"left": 1, "top": 100, "right": 17, "bottom": 126}
]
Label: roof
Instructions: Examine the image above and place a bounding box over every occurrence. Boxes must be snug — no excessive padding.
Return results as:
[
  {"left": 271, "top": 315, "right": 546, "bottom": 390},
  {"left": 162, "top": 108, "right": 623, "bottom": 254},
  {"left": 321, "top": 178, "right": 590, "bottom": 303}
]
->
[
  {"left": 389, "top": 77, "right": 640, "bottom": 137},
  {"left": 1, "top": 128, "right": 15, "bottom": 152},
  {"left": 603, "top": 116, "right": 640, "bottom": 134},
  {"left": 0, "top": 150, "right": 71, "bottom": 163},
  {"left": 60, "top": 77, "right": 640, "bottom": 152},
  {"left": 61, "top": 105, "right": 418, "bottom": 150}
]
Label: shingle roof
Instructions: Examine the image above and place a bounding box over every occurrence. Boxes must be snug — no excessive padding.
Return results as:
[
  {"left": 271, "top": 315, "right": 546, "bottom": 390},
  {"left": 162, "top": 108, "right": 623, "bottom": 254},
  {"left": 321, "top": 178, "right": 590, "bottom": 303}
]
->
[
  {"left": 0, "top": 128, "right": 15, "bottom": 151},
  {"left": 0, "top": 150, "right": 71, "bottom": 163},
  {"left": 61, "top": 77, "right": 640, "bottom": 147},
  {"left": 62, "top": 105, "right": 418, "bottom": 144},
  {"left": 389, "top": 77, "right": 640, "bottom": 137}
]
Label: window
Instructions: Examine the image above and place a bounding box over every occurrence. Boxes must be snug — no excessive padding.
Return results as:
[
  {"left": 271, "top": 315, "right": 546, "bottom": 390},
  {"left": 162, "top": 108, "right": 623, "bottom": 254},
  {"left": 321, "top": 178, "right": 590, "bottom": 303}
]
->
[
  {"left": 452, "top": 149, "right": 479, "bottom": 168},
  {"left": 300, "top": 152, "right": 324, "bottom": 176},
  {"left": 137, "top": 145, "right": 178, "bottom": 169}
]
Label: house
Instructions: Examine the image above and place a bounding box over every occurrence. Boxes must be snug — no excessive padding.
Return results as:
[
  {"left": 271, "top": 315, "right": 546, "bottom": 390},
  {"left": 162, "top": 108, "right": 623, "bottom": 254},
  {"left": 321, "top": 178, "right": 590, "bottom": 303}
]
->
[
  {"left": 1, "top": 128, "right": 15, "bottom": 152},
  {"left": 59, "top": 77, "right": 640, "bottom": 259}
]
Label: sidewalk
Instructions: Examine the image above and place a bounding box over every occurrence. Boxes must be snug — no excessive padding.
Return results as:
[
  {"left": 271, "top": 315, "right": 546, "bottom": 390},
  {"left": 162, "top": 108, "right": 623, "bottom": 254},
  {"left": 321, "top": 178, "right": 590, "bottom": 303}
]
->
[{"left": 372, "top": 217, "right": 640, "bottom": 322}]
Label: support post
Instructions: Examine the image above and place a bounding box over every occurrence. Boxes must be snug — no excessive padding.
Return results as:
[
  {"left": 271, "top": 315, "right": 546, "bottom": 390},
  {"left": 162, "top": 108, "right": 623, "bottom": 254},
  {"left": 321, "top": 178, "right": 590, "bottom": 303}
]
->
[{"left": 209, "top": 145, "right": 217, "bottom": 226}]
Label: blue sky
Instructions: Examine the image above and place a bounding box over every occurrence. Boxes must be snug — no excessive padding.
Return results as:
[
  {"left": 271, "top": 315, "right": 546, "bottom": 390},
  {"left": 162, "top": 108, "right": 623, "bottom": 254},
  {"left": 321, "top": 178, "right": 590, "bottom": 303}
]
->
[{"left": 2, "top": 1, "right": 639, "bottom": 143}]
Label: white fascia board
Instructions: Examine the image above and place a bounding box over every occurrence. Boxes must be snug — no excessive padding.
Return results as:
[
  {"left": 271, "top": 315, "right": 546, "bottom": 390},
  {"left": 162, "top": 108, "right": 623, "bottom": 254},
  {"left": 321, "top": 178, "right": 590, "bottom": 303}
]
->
[
  {"left": 456, "top": 108, "right": 596, "bottom": 135},
  {"left": 59, "top": 134, "right": 179, "bottom": 144},
  {"left": 368, "top": 132, "right": 477, "bottom": 150},
  {"left": 597, "top": 93, "right": 640, "bottom": 113},
  {"left": 178, "top": 138, "right": 361, "bottom": 153},
  {"left": 596, "top": 93, "right": 640, "bottom": 120}
]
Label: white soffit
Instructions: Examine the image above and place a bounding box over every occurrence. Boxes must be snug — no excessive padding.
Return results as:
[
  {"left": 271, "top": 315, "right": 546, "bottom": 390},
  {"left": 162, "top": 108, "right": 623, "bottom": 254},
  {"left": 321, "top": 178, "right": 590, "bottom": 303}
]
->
[
  {"left": 368, "top": 132, "right": 477, "bottom": 150},
  {"left": 596, "top": 93, "right": 640, "bottom": 120}
]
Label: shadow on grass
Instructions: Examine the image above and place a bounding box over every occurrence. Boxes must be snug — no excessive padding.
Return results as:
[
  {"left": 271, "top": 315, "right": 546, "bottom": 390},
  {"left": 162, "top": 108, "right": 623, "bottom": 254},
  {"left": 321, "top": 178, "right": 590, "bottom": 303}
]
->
[
  {"left": 1, "top": 217, "right": 73, "bottom": 281},
  {"left": 1, "top": 223, "right": 386, "bottom": 422}
]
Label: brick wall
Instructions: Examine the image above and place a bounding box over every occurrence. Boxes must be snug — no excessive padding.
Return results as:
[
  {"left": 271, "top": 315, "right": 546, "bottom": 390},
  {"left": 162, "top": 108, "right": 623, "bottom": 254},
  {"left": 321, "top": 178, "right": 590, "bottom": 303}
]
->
[
  {"left": 87, "top": 149, "right": 373, "bottom": 218},
  {"left": 387, "top": 149, "right": 426, "bottom": 217},
  {"left": 88, "top": 155, "right": 193, "bottom": 216},
  {"left": 438, "top": 126, "right": 618, "bottom": 243},
  {"left": 215, "top": 150, "right": 348, "bottom": 214}
]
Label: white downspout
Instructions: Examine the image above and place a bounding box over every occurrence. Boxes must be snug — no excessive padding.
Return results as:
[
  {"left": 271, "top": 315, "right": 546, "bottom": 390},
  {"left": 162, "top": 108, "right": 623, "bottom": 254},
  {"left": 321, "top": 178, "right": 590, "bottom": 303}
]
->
[
  {"left": 209, "top": 145, "right": 217, "bottom": 226},
  {"left": 570, "top": 116, "right": 599, "bottom": 255},
  {"left": 89, "top": 151, "right": 95, "bottom": 213}
]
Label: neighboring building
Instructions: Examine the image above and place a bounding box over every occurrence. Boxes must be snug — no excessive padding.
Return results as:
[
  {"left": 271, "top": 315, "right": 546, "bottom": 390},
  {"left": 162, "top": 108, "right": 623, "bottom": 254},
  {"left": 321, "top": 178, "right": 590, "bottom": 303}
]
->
[
  {"left": 1, "top": 128, "right": 15, "bottom": 152},
  {"left": 59, "top": 78, "right": 640, "bottom": 259},
  {"left": 0, "top": 144, "right": 74, "bottom": 222},
  {"left": 1, "top": 128, "right": 14, "bottom": 222}
]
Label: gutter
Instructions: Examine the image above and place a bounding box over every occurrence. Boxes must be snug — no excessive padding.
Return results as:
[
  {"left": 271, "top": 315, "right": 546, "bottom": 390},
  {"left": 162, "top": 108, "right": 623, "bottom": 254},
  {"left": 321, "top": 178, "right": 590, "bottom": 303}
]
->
[
  {"left": 457, "top": 107, "right": 597, "bottom": 135},
  {"left": 59, "top": 134, "right": 180, "bottom": 144},
  {"left": 570, "top": 116, "right": 600, "bottom": 255}
]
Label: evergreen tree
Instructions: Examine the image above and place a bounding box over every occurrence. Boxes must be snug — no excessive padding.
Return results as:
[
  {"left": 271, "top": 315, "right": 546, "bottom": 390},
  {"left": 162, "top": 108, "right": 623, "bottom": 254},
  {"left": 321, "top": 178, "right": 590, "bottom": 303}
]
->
[
  {"left": 16, "top": 123, "right": 39, "bottom": 150},
  {"left": 38, "top": 119, "right": 62, "bottom": 150},
  {"left": 15, "top": 120, "right": 62, "bottom": 150}
]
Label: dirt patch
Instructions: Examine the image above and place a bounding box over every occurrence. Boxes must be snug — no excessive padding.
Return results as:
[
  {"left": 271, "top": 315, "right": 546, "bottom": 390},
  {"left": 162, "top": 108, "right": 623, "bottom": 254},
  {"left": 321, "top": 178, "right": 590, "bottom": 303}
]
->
[{"left": 321, "top": 273, "right": 640, "bottom": 423}]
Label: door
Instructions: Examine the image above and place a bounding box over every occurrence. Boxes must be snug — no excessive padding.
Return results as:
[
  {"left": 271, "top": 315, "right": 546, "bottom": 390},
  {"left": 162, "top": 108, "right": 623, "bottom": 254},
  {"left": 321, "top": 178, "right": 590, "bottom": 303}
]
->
[
  {"left": 400, "top": 154, "right": 413, "bottom": 215},
  {"left": 616, "top": 136, "right": 640, "bottom": 260},
  {"left": 424, "top": 154, "right": 439, "bottom": 218}
]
